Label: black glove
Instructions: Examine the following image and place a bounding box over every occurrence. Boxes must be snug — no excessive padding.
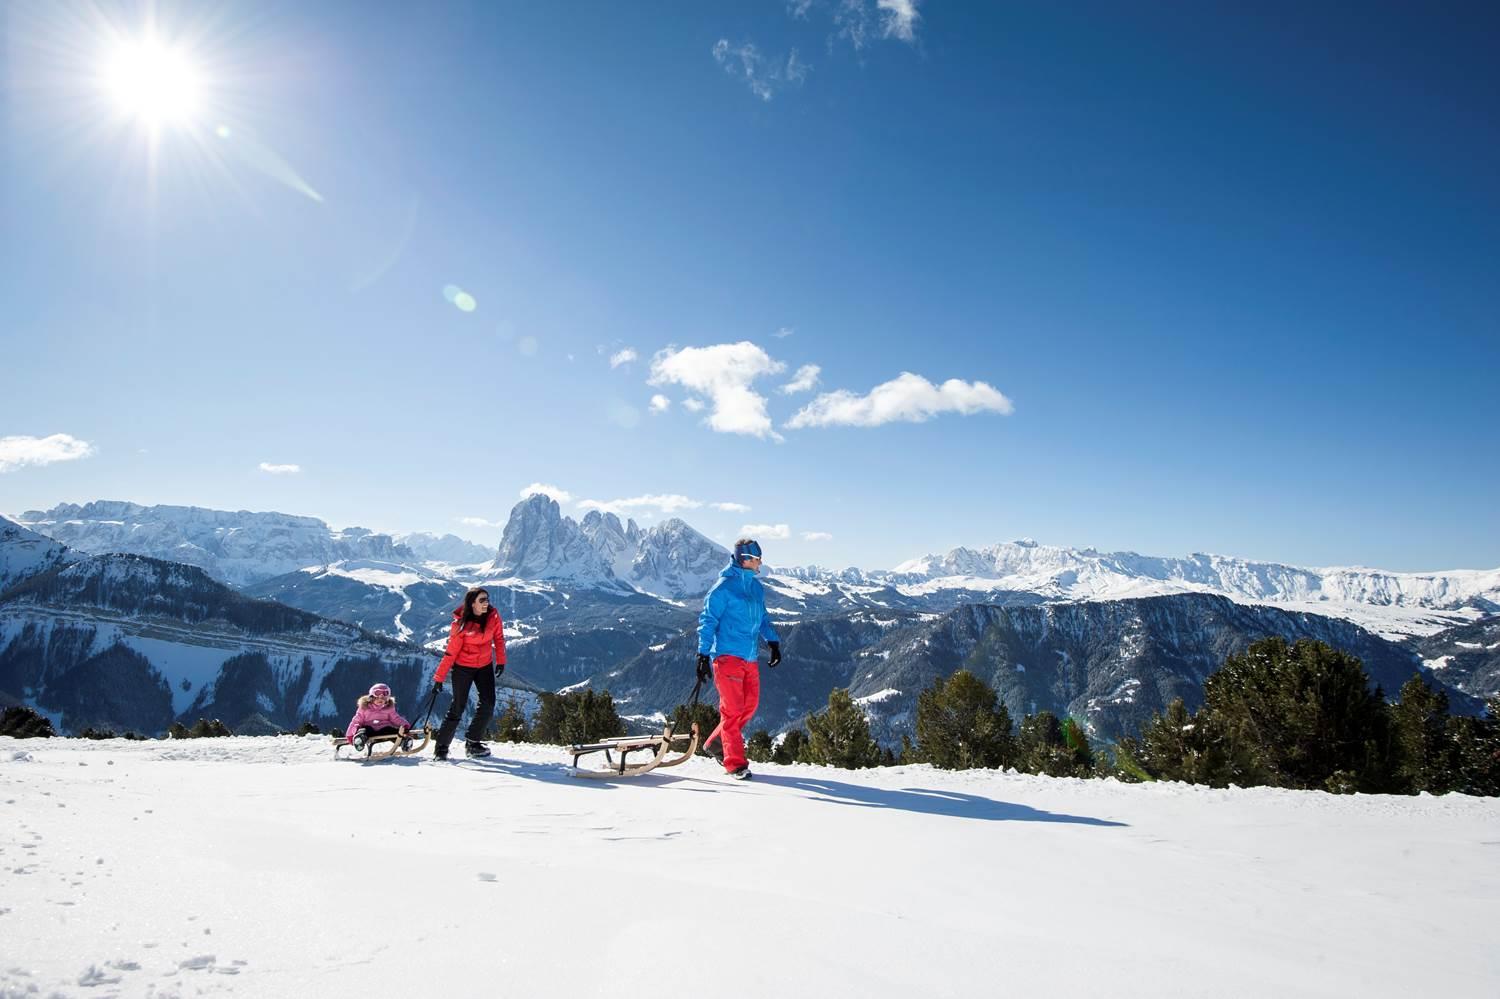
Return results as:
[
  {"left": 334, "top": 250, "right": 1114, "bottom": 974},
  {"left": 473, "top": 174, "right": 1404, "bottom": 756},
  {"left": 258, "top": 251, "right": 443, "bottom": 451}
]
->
[
  {"left": 696, "top": 654, "right": 712, "bottom": 682},
  {"left": 432, "top": 681, "right": 444, "bottom": 694},
  {"left": 767, "top": 642, "right": 782, "bottom": 668},
  {"left": 494, "top": 662, "right": 506, "bottom": 678}
]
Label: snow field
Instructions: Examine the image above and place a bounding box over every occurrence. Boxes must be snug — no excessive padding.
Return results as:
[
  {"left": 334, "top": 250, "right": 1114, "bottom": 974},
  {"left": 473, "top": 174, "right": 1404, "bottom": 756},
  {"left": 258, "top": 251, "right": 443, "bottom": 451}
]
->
[{"left": 1, "top": 737, "right": 1497, "bottom": 998}]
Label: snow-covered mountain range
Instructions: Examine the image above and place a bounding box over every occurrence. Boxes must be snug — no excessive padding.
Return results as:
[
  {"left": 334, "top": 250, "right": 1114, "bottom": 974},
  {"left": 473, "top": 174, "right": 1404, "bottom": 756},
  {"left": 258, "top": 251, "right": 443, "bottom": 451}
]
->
[
  {"left": 879, "top": 539, "right": 1500, "bottom": 636},
  {"left": 4, "top": 501, "right": 1497, "bottom": 740},
  {"left": 0, "top": 515, "right": 73, "bottom": 593},
  {"left": 18, "top": 501, "right": 417, "bottom": 588},
  {"left": 16, "top": 498, "right": 1499, "bottom": 640}
]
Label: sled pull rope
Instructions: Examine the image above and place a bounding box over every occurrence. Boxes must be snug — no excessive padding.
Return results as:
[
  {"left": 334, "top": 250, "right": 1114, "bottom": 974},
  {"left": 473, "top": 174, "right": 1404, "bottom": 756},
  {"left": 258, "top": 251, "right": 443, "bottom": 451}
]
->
[
  {"left": 664, "top": 676, "right": 704, "bottom": 742},
  {"left": 414, "top": 683, "right": 441, "bottom": 731}
]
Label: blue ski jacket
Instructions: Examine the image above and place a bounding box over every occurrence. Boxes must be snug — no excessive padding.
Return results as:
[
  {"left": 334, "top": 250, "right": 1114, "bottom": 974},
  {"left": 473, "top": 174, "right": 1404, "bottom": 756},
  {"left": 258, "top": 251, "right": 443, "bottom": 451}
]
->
[{"left": 697, "top": 564, "right": 780, "bottom": 661}]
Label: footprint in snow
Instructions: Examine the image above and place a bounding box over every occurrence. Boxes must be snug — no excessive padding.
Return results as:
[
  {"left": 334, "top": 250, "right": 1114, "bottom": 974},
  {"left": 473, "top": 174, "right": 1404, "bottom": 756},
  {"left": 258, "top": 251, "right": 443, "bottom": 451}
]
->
[
  {"left": 477, "top": 872, "right": 497, "bottom": 882},
  {"left": 77, "top": 964, "right": 123, "bottom": 986},
  {"left": 178, "top": 954, "right": 216, "bottom": 971}
]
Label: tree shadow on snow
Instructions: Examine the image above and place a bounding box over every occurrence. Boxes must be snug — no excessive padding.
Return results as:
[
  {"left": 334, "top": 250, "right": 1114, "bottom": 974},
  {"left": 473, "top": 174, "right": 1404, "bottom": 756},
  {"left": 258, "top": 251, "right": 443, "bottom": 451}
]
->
[{"left": 752, "top": 774, "right": 1128, "bottom": 826}]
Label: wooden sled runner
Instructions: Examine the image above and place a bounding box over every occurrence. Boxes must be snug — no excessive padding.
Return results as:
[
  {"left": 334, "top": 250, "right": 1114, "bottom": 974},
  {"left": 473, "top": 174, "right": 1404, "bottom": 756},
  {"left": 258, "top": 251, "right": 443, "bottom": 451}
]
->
[
  {"left": 332, "top": 726, "right": 432, "bottom": 761},
  {"left": 569, "top": 723, "right": 700, "bottom": 778}
]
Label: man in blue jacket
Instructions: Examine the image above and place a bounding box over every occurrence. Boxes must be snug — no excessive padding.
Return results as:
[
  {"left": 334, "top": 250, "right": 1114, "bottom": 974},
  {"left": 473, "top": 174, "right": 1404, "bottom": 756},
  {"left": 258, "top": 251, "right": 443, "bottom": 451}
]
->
[{"left": 697, "top": 538, "right": 782, "bottom": 779}]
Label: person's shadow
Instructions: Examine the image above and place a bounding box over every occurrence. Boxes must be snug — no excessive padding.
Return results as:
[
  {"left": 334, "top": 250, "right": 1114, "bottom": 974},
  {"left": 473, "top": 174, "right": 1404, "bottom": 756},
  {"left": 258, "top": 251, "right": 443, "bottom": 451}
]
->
[{"left": 751, "top": 773, "right": 1128, "bottom": 826}]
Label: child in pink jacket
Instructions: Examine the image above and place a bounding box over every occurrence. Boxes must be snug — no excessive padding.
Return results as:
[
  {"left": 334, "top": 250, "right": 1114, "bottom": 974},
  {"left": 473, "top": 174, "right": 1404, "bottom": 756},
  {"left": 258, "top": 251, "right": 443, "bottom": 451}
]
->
[{"left": 344, "top": 683, "right": 412, "bottom": 750}]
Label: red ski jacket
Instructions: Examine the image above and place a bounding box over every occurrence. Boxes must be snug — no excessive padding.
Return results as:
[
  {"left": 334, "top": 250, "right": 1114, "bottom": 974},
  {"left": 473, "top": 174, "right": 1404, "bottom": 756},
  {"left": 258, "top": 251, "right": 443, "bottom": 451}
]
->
[{"left": 435, "top": 608, "right": 506, "bottom": 682}]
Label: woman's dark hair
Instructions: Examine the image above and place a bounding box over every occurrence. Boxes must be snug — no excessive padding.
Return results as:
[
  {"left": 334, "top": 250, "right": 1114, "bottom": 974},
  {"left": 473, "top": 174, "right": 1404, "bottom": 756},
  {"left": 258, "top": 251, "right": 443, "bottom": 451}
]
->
[{"left": 459, "top": 587, "right": 493, "bottom": 629}]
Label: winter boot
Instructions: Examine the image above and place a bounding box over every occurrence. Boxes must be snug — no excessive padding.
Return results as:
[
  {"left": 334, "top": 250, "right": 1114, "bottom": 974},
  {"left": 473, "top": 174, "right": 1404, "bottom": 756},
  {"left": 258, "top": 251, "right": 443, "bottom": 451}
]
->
[
  {"left": 352, "top": 731, "right": 368, "bottom": 752},
  {"left": 705, "top": 740, "right": 725, "bottom": 764},
  {"left": 464, "top": 740, "right": 491, "bottom": 758},
  {"left": 433, "top": 743, "right": 450, "bottom": 761},
  {"left": 728, "top": 764, "right": 752, "bottom": 780}
]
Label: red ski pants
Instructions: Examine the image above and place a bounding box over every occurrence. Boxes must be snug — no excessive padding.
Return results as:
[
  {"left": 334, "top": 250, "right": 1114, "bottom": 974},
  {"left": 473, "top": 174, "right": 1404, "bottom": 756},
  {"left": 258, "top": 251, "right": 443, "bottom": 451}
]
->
[{"left": 710, "top": 654, "right": 760, "bottom": 771}]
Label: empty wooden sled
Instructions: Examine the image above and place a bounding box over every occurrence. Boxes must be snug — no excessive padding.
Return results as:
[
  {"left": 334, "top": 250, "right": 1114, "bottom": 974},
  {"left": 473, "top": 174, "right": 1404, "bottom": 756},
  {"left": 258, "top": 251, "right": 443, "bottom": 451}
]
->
[
  {"left": 569, "top": 723, "right": 700, "bottom": 778},
  {"left": 332, "top": 726, "right": 432, "bottom": 761}
]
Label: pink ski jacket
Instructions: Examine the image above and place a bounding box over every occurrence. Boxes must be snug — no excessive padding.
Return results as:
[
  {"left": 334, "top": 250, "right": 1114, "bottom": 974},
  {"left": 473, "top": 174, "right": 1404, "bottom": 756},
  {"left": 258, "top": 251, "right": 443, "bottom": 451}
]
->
[{"left": 344, "top": 696, "right": 411, "bottom": 741}]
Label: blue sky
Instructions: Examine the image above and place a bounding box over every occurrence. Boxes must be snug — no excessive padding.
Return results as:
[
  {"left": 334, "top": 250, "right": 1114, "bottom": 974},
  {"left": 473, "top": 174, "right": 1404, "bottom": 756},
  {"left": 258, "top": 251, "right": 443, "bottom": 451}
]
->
[{"left": 2, "top": 0, "right": 1497, "bottom": 572}]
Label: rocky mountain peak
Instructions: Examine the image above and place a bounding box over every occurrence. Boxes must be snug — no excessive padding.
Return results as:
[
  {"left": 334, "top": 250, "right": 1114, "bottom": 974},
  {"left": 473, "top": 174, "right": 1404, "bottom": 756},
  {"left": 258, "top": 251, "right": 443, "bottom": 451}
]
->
[{"left": 493, "top": 495, "right": 626, "bottom": 589}]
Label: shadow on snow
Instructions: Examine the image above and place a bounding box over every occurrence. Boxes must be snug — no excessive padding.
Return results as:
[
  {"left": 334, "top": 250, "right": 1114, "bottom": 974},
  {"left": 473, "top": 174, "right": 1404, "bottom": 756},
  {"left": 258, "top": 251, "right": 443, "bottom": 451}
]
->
[
  {"left": 751, "top": 773, "right": 1129, "bottom": 826},
  {"left": 429, "top": 752, "right": 1129, "bottom": 825}
]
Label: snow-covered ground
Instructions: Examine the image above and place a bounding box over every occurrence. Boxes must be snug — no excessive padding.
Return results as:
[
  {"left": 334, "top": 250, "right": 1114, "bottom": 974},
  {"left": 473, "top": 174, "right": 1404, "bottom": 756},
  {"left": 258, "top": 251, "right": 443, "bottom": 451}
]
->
[{"left": 2, "top": 738, "right": 1497, "bottom": 998}]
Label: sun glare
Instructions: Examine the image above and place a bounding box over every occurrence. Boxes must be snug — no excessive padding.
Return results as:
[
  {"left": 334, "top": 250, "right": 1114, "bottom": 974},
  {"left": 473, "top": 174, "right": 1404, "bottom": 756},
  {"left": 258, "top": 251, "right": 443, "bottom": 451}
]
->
[{"left": 102, "top": 37, "right": 203, "bottom": 127}]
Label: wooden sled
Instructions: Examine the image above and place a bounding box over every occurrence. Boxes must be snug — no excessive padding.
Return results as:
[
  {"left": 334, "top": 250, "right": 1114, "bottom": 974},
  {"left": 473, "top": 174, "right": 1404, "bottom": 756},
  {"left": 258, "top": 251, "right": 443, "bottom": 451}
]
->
[
  {"left": 569, "top": 723, "right": 700, "bottom": 778},
  {"left": 333, "top": 726, "right": 432, "bottom": 761}
]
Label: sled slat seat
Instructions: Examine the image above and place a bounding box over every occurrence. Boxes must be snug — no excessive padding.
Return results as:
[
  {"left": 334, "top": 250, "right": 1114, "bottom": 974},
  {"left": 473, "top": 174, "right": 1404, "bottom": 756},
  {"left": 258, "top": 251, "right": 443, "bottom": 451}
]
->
[
  {"left": 572, "top": 731, "right": 693, "bottom": 753},
  {"left": 568, "top": 723, "right": 701, "bottom": 778}
]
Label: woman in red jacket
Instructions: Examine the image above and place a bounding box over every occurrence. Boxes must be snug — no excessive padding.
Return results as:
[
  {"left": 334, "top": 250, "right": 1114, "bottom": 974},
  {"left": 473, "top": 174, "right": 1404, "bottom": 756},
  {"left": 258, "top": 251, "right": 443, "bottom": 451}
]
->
[{"left": 432, "top": 586, "right": 506, "bottom": 759}]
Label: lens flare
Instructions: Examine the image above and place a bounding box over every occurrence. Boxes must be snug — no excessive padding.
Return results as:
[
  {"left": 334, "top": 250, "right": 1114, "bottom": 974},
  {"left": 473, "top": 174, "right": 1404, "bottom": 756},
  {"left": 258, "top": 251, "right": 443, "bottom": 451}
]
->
[{"left": 443, "top": 285, "right": 477, "bottom": 312}]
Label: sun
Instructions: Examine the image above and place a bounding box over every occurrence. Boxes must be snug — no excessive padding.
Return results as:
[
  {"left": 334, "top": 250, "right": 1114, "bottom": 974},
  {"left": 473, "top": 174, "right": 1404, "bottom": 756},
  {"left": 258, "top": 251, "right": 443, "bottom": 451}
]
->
[{"left": 101, "top": 36, "right": 203, "bottom": 128}]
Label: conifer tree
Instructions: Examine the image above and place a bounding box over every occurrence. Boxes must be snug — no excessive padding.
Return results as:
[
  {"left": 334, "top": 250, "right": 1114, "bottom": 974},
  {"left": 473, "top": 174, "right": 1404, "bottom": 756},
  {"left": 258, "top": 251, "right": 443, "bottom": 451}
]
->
[
  {"left": 1016, "top": 711, "right": 1092, "bottom": 777},
  {"left": 1390, "top": 672, "right": 1453, "bottom": 794},
  {"left": 899, "top": 733, "right": 920, "bottom": 765},
  {"left": 804, "top": 688, "right": 883, "bottom": 769},
  {"left": 0, "top": 706, "right": 56, "bottom": 739},
  {"left": 186, "top": 718, "right": 233, "bottom": 738},
  {"left": 530, "top": 693, "right": 568, "bottom": 744},
  {"left": 1134, "top": 698, "right": 1229, "bottom": 785},
  {"left": 1447, "top": 696, "right": 1500, "bottom": 797},
  {"left": 771, "top": 728, "right": 810, "bottom": 765},
  {"left": 559, "top": 690, "right": 626, "bottom": 745},
  {"left": 1203, "top": 637, "right": 1397, "bottom": 792},
  {"left": 492, "top": 697, "right": 531, "bottom": 743},
  {"left": 745, "top": 729, "right": 774, "bottom": 763},
  {"left": 669, "top": 702, "right": 721, "bottom": 756},
  {"left": 914, "top": 670, "right": 1014, "bottom": 770}
]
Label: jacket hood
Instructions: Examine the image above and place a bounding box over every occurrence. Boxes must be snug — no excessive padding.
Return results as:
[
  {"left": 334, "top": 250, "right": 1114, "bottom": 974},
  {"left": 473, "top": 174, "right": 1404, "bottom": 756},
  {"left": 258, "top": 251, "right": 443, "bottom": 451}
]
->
[{"left": 356, "top": 694, "right": 398, "bottom": 709}]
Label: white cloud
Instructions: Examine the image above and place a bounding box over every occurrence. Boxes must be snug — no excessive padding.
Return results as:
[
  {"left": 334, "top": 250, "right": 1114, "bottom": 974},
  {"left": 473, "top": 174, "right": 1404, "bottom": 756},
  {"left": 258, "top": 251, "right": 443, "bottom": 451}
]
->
[
  {"left": 785, "top": 49, "right": 810, "bottom": 85},
  {"left": 740, "top": 523, "right": 791, "bottom": 540},
  {"left": 773, "top": 327, "right": 795, "bottom": 339},
  {"left": 648, "top": 394, "right": 671, "bottom": 414},
  {"left": 835, "top": 0, "right": 873, "bottom": 49},
  {"left": 609, "top": 348, "right": 638, "bottom": 368},
  {"left": 258, "top": 462, "right": 300, "bottom": 475},
  {"left": 779, "top": 364, "right": 821, "bottom": 395},
  {"left": 802, "top": 531, "right": 833, "bottom": 542},
  {"left": 578, "top": 494, "right": 703, "bottom": 516},
  {"left": 0, "top": 434, "right": 95, "bottom": 473},
  {"left": 836, "top": 0, "right": 922, "bottom": 49},
  {"left": 682, "top": 398, "right": 705, "bottom": 412},
  {"left": 712, "top": 502, "right": 751, "bottom": 513},
  {"left": 786, "top": 372, "right": 1013, "bottom": 429},
  {"left": 459, "top": 516, "right": 503, "bottom": 529},
  {"left": 712, "top": 39, "right": 810, "bottom": 101},
  {"left": 520, "top": 483, "right": 573, "bottom": 504},
  {"left": 877, "top": 0, "right": 921, "bottom": 42},
  {"left": 648, "top": 342, "right": 786, "bottom": 440},
  {"left": 787, "top": 0, "right": 814, "bottom": 18}
]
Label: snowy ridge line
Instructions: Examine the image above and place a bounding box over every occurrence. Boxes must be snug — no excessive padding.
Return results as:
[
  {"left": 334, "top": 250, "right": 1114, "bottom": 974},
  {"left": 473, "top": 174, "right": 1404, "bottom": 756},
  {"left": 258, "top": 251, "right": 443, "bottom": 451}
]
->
[{"left": 0, "top": 604, "right": 422, "bottom": 660}]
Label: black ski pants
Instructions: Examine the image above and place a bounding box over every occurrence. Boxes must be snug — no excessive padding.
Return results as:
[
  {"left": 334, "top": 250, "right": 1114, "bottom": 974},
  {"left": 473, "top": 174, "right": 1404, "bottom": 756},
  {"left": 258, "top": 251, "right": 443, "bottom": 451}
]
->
[{"left": 436, "top": 664, "right": 496, "bottom": 748}]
